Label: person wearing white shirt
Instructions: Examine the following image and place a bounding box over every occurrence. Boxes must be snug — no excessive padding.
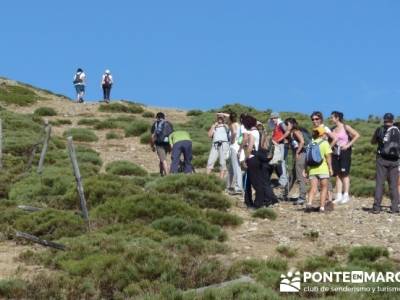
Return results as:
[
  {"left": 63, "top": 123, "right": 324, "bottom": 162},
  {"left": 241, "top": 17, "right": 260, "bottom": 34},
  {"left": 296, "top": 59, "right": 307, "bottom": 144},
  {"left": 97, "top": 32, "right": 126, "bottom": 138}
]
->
[
  {"left": 73, "top": 68, "right": 86, "bottom": 103},
  {"left": 101, "top": 69, "right": 113, "bottom": 103}
]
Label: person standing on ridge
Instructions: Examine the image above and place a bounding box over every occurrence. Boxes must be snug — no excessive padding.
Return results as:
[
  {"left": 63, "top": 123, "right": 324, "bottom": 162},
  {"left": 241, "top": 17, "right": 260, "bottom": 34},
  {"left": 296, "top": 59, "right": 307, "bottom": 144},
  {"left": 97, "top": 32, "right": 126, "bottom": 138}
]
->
[
  {"left": 371, "top": 113, "right": 400, "bottom": 214},
  {"left": 73, "top": 68, "right": 86, "bottom": 103},
  {"left": 101, "top": 69, "right": 113, "bottom": 103}
]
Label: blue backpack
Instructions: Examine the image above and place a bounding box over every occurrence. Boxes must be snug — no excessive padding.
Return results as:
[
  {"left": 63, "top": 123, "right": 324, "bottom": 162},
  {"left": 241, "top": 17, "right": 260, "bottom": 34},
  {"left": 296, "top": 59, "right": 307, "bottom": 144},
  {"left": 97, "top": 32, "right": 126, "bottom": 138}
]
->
[{"left": 305, "top": 140, "right": 324, "bottom": 166}]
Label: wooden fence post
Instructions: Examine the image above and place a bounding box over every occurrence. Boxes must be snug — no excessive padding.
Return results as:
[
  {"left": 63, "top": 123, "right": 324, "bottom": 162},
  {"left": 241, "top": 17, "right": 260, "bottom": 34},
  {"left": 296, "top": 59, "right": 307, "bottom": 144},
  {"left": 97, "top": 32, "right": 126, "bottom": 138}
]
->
[
  {"left": 67, "top": 136, "right": 90, "bottom": 229},
  {"left": 0, "top": 118, "right": 2, "bottom": 170},
  {"left": 37, "top": 120, "right": 51, "bottom": 174},
  {"left": 15, "top": 231, "right": 66, "bottom": 251}
]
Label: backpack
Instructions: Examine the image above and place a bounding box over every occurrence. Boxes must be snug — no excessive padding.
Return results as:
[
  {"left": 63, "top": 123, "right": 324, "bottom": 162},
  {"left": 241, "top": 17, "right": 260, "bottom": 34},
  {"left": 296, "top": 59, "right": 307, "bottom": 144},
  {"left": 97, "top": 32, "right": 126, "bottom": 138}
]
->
[
  {"left": 305, "top": 140, "right": 324, "bottom": 166},
  {"left": 255, "top": 131, "right": 271, "bottom": 163},
  {"left": 300, "top": 128, "right": 312, "bottom": 147},
  {"left": 73, "top": 73, "right": 82, "bottom": 84},
  {"left": 103, "top": 74, "right": 112, "bottom": 87},
  {"left": 155, "top": 120, "right": 173, "bottom": 144},
  {"left": 379, "top": 126, "right": 400, "bottom": 160}
]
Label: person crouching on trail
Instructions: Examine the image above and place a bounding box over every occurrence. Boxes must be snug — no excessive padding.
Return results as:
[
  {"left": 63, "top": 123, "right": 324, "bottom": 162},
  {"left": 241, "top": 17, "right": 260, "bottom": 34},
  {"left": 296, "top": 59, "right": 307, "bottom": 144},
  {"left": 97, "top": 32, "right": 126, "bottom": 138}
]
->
[
  {"left": 151, "top": 112, "right": 173, "bottom": 176},
  {"left": 101, "top": 69, "right": 113, "bottom": 103},
  {"left": 206, "top": 113, "right": 230, "bottom": 179},
  {"left": 304, "top": 127, "right": 333, "bottom": 213},
  {"left": 73, "top": 68, "right": 86, "bottom": 103},
  {"left": 169, "top": 130, "right": 193, "bottom": 174}
]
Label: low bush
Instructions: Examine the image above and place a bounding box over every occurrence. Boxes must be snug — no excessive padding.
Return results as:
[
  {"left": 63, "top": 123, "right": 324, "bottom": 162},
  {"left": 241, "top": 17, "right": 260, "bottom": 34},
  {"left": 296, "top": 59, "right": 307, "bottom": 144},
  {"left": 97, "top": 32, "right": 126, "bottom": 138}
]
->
[
  {"left": 98, "top": 102, "right": 144, "bottom": 114},
  {"left": 301, "top": 255, "right": 338, "bottom": 272},
  {"left": 252, "top": 208, "right": 277, "bottom": 220},
  {"left": 183, "top": 190, "right": 231, "bottom": 211},
  {"left": 34, "top": 107, "right": 57, "bottom": 116},
  {"left": 105, "top": 161, "right": 147, "bottom": 176},
  {"left": 14, "top": 209, "right": 86, "bottom": 240},
  {"left": 63, "top": 128, "right": 98, "bottom": 142},
  {"left": 124, "top": 120, "right": 150, "bottom": 137},
  {"left": 303, "top": 230, "right": 319, "bottom": 241},
  {"left": 186, "top": 109, "right": 203, "bottom": 116},
  {"left": 77, "top": 118, "right": 101, "bottom": 126},
  {"left": 348, "top": 246, "right": 389, "bottom": 262},
  {"left": 205, "top": 209, "right": 243, "bottom": 226},
  {"left": 50, "top": 119, "right": 72, "bottom": 126},
  {"left": 105, "top": 131, "right": 122, "bottom": 140},
  {"left": 0, "top": 84, "right": 38, "bottom": 106},
  {"left": 151, "top": 216, "right": 224, "bottom": 240},
  {"left": 142, "top": 111, "right": 155, "bottom": 118},
  {"left": 140, "top": 131, "right": 152, "bottom": 144},
  {"left": 162, "top": 235, "right": 226, "bottom": 256},
  {"left": 276, "top": 245, "right": 297, "bottom": 258}
]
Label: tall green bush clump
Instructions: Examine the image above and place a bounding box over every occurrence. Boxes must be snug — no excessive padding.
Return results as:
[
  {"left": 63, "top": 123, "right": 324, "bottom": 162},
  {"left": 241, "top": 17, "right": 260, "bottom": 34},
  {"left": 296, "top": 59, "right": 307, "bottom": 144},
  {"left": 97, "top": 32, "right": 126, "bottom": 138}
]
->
[
  {"left": 105, "top": 161, "right": 147, "bottom": 176},
  {"left": 34, "top": 107, "right": 57, "bottom": 116},
  {"left": 63, "top": 128, "right": 98, "bottom": 142},
  {"left": 124, "top": 120, "right": 150, "bottom": 137},
  {"left": 0, "top": 84, "right": 39, "bottom": 106}
]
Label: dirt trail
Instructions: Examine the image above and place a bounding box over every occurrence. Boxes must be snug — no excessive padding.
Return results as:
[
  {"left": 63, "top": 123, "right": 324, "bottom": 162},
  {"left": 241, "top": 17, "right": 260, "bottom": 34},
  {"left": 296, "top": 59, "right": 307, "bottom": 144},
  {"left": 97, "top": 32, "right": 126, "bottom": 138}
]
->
[{"left": 1, "top": 93, "right": 400, "bottom": 280}]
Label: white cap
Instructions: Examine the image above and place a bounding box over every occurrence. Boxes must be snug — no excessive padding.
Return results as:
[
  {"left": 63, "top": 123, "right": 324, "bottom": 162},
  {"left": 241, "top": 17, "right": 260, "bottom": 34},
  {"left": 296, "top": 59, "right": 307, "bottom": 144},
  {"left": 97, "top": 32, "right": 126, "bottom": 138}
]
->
[{"left": 105, "top": 69, "right": 111, "bottom": 74}]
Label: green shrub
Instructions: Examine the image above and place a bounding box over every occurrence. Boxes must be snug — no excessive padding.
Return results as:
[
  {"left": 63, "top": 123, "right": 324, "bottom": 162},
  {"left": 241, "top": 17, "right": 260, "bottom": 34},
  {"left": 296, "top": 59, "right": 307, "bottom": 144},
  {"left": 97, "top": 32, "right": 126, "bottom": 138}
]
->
[
  {"left": 151, "top": 216, "right": 223, "bottom": 240},
  {"left": 124, "top": 120, "right": 150, "bottom": 137},
  {"left": 162, "top": 235, "right": 226, "bottom": 256},
  {"left": 187, "top": 109, "right": 203, "bottom": 116},
  {"left": 94, "top": 116, "right": 136, "bottom": 130},
  {"left": 106, "top": 131, "right": 122, "bottom": 140},
  {"left": 34, "top": 107, "right": 57, "bottom": 116},
  {"left": 0, "top": 279, "right": 27, "bottom": 299},
  {"left": 142, "top": 111, "right": 155, "bottom": 118},
  {"left": 98, "top": 102, "right": 144, "bottom": 114},
  {"left": 349, "top": 246, "right": 389, "bottom": 262},
  {"left": 63, "top": 128, "right": 98, "bottom": 142},
  {"left": 252, "top": 208, "right": 277, "bottom": 220},
  {"left": 140, "top": 131, "right": 152, "bottom": 144},
  {"left": 50, "top": 119, "right": 72, "bottom": 126},
  {"left": 301, "top": 256, "right": 338, "bottom": 272},
  {"left": 77, "top": 118, "right": 101, "bottom": 126},
  {"left": 276, "top": 245, "right": 297, "bottom": 258},
  {"left": 14, "top": 209, "right": 86, "bottom": 240},
  {"left": 303, "top": 230, "right": 319, "bottom": 241},
  {"left": 105, "top": 160, "right": 147, "bottom": 176},
  {"left": 0, "top": 84, "right": 38, "bottom": 106},
  {"left": 205, "top": 209, "right": 243, "bottom": 226},
  {"left": 183, "top": 190, "right": 231, "bottom": 210}
]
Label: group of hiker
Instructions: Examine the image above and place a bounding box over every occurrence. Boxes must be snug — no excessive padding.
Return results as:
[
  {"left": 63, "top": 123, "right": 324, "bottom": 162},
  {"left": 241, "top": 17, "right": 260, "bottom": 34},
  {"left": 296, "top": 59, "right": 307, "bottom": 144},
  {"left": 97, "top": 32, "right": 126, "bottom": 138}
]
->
[
  {"left": 73, "top": 68, "right": 113, "bottom": 103},
  {"left": 150, "top": 110, "right": 400, "bottom": 214}
]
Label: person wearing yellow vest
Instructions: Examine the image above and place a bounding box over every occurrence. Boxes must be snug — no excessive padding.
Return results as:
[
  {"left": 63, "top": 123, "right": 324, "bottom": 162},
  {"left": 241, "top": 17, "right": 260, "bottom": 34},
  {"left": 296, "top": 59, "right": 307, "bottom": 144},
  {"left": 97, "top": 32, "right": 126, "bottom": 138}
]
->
[{"left": 169, "top": 130, "right": 193, "bottom": 173}]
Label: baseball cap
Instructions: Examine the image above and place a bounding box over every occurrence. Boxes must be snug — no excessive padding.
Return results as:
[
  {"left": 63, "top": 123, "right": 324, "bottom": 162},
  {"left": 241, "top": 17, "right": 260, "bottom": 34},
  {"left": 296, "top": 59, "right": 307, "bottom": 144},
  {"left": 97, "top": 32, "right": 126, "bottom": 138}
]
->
[{"left": 383, "top": 113, "right": 394, "bottom": 121}]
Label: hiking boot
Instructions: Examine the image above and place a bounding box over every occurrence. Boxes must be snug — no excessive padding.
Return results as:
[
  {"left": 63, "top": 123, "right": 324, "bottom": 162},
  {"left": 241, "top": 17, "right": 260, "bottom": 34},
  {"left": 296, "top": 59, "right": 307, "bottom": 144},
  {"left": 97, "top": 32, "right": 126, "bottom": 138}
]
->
[
  {"left": 370, "top": 209, "right": 380, "bottom": 214},
  {"left": 294, "top": 198, "right": 305, "bottom": 205},
  {"left": 304, "top": 204, "right": 313, "bottom": 213},
  {"left": 319, "top": 206, "right": 325, "bottom": 213}
]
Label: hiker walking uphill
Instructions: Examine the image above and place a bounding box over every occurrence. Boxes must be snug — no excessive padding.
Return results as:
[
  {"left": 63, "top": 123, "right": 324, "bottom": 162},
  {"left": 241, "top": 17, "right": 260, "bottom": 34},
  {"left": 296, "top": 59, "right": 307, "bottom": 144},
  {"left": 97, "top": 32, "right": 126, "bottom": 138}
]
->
[
  {"left": 169, "top": 130, "right": 193, "bottom": 174},
  {"left": 101, "top": 69, "right": 113, "bottom": 103},
  {"left": 151, "top": 112, "right": 173, "bottom": 176},
  {"left": 304, "top": 127, "right": 333, "bottom": 213},
  {"left": 371, "top": 113, "right": 400, "bottom": 214},
  {"left": 206, "top": 113, "right": 230, "bottom": 179},
  {"left": 285, "top": 118, "right": 309, "bottom": 205},
  {"left": 330, "top": 111, "right": 360, "bottom": 205},
  {"left": 73, "top": 68, "right": 86, "bottom": 103}
]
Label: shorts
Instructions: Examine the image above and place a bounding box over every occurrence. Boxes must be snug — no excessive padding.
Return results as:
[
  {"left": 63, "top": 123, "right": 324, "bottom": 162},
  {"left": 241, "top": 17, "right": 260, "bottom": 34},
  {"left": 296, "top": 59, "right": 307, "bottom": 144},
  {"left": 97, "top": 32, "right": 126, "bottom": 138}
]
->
[
  {"left": 332, "top": 148, "right": 352, "bottom": 176},
  {"left": 75, "top": 84, "right": 85, "bottom": 93},
  {"left": 156, "top": 143, "right": 170, "bottom": 161},
  {"left": 309, "top": 174, "right": 330, "bottom": 180}
]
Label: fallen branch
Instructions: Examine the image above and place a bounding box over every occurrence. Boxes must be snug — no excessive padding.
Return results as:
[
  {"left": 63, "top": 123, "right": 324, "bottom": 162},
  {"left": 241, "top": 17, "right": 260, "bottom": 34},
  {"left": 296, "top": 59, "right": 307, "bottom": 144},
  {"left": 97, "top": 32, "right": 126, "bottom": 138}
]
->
[
  {"left": 187, "top": 276, "right": 255, "bottom": 294},
  {"left": 17, "top": 205, "right": 44, "bottom": 212},
  {"left": 15, "top": 231, "right": 66, "bottom": 251}
]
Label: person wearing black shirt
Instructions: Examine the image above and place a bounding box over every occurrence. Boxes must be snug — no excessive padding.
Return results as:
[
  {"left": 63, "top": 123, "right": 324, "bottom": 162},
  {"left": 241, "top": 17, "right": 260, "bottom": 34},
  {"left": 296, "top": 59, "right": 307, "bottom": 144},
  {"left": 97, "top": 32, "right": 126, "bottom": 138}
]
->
[{"left": 371, "top": 113, "right": 400, "bottom": 214}]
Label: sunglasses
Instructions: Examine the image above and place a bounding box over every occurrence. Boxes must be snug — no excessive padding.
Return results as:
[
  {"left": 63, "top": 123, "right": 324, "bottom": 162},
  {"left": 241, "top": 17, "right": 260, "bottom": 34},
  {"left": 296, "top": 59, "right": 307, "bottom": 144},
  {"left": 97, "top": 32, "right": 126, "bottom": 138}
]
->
[{"left": 311, "top": 118, "right": 320, "bottom": 121}]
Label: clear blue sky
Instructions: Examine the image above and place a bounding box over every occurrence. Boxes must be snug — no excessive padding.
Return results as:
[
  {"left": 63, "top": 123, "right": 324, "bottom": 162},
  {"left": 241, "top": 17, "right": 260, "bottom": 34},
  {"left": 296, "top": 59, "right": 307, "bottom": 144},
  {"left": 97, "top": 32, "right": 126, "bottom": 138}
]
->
[{"left": 1, "top": 0, "right": 399, "bottom": 119}]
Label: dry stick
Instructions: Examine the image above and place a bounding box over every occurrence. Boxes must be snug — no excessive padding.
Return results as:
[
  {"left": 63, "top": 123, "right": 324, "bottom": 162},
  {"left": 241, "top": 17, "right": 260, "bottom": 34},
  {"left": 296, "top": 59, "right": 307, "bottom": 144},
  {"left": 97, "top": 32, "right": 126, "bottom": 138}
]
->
[
  {"left": 15, "top": 231, "right": 66, "bottom": 251},
  {"left": 0, "top": 118, "right": 2, "bottom": 170},
  {"left": 67, "top": 136, "right": 90, "bottom": 229},
  {"left": 17, "top": 205, "right": 44, "bottom": 212},
  {"left": 37, "top": 121, "right": 51, "bottom": 174},
  {"left": 187, "top": 276, "right": 255, "bottom": 294}
]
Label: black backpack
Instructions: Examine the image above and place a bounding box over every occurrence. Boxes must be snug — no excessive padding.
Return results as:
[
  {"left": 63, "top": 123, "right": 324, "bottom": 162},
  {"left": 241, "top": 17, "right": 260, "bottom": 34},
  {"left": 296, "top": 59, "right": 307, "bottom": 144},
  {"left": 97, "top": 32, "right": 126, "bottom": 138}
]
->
[
  {"left": 299, "top": 127, "right": 312, "bottom": 147},
  {"left": 155, "top": 120, "right": 173, "bottom": 144},
  {"left": 103, "top": 74, "right": 112, "bottom": 87},
  {"left": 73, "top": 73, "right": 82, "bottom": 84},
  {"left": 379, "top": 126, "right": 400, "bottom": 160}
]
